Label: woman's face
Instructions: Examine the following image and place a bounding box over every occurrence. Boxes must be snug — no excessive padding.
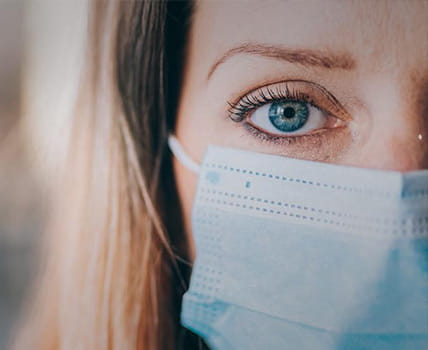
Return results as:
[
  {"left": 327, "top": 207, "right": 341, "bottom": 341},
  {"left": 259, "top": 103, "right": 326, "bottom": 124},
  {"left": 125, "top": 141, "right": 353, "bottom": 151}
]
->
[{"left": 173, "top": 0, "right": 428, "bottom": 257}]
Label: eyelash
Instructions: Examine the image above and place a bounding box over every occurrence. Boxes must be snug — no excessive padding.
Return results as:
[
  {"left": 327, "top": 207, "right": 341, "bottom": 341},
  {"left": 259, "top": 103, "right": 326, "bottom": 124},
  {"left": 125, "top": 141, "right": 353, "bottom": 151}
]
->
[
  {"left": 227, "top": 84, "right": 321, "bottom": 122},
  {"left": 226, "top": 82, "right": 347, "bottom": 145}
]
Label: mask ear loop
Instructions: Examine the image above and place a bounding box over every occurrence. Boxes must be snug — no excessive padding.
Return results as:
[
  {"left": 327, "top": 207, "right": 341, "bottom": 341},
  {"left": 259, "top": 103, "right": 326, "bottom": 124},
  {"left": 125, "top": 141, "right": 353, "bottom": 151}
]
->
[{"left": 168, "top": 135, "right": 201, "bottom": 174}]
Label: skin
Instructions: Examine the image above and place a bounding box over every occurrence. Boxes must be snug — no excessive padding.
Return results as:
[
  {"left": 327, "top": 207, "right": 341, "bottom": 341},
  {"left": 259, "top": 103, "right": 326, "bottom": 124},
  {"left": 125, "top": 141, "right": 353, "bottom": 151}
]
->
[{"left": 173, "top": 0, "right": 428, "bottom": 259}]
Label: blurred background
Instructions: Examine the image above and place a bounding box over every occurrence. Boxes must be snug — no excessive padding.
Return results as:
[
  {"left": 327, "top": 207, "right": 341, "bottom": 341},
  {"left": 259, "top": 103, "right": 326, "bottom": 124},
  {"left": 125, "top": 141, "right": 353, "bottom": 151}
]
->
[
  {"left": 0, "top": 1, "right": 88, "bottom": 347},
  {"left": 0, "top": 1, "right": 34, "bottom": 348}
]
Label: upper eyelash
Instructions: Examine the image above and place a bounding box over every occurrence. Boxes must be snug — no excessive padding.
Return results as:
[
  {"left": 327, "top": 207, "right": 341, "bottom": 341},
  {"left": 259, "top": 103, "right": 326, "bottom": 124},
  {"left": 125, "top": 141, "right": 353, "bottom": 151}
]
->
[
  {"left": 227, "top": 83, "right": 334, "bottom": 123},
  {"left": 227, "top": 84, "right": 318, "bottom": 122}
]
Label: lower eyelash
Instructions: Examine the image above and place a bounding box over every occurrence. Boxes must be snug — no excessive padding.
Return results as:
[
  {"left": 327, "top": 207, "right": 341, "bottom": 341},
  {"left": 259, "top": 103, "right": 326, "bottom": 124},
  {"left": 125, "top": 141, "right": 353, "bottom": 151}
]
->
[
  {"left": 243, "top": 123, "right": 314, "bottom": 145},
  {"left": 242, "top": 122, "right": 343, "bottom": 146}
]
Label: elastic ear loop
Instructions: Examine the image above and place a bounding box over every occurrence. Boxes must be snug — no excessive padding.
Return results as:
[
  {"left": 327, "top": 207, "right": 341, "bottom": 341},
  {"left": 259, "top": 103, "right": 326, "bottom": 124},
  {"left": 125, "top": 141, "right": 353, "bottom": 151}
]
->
[{"left": 168, "top": 135, "right": 201, "bottom": 174}]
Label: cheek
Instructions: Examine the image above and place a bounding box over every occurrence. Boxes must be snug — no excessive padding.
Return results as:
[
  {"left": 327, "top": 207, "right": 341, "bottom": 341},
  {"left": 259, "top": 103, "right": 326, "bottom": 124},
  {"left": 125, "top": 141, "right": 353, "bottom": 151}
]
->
[{"left": 172, "top": 156, "right": 198, "bottom": 261}]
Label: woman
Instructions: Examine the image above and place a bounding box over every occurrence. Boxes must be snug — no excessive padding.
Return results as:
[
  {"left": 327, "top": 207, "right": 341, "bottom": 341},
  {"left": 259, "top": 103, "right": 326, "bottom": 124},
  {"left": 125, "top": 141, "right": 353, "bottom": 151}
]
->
[{"left": 16, "top": 1, "right": 428, "bottom": 349}]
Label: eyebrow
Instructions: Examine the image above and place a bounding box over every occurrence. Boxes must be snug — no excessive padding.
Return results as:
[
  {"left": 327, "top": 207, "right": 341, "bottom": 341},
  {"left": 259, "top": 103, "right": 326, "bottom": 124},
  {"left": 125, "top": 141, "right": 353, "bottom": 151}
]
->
[{"left": 207, "top": 43, "right": 356, "bottom": 80}]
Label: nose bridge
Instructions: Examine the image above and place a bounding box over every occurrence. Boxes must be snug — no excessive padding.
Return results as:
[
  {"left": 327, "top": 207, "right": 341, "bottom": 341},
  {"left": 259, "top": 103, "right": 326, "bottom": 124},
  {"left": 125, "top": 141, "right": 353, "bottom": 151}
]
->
[
  {"left": 358, "top": 73, "right": 428, "bottom": 172},
  {"left": 398, "top": 73, "right": 428, "bottom": 171},
  {"left": 384, "top": 94, "right": 428, "bottom": 172},
  {"left": 389, "top": 130, "right": 428, "bottom": 172}
]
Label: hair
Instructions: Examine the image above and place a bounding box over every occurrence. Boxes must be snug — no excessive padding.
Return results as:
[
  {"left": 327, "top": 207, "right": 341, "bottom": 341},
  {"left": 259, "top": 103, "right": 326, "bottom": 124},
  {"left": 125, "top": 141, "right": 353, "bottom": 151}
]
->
[{"left": 14, "top": 1, "right": 207, "bottom": 349}]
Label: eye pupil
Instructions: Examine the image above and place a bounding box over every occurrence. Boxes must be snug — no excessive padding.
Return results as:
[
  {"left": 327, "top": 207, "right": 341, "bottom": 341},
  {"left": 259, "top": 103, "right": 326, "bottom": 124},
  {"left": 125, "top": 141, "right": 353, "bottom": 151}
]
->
[
  {"left": 282, "top": 106, "right": 296, "bottom": 119},
  {"left": 268, "top": 100, "right": 309, "bottom": 132}
]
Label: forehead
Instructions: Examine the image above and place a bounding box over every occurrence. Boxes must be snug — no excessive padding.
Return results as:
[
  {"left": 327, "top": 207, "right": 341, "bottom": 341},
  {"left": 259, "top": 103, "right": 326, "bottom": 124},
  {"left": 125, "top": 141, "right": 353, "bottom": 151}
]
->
[{"left": 192, "top": 0, "right": 428, "bottom": 73}]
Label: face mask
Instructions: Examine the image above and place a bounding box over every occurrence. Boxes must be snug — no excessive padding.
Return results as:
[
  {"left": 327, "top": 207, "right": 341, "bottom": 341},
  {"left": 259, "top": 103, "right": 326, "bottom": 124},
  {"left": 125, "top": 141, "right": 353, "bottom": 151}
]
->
[{"left": 168, "top": 135, "right": 428, "bottom": 350}]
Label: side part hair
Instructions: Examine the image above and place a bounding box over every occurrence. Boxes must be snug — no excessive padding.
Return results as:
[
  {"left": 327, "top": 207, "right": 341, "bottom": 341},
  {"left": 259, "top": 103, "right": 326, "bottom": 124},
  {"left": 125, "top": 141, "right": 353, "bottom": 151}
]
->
[{"left": 14, "top": 1, "right": 203, "bottom": 349}]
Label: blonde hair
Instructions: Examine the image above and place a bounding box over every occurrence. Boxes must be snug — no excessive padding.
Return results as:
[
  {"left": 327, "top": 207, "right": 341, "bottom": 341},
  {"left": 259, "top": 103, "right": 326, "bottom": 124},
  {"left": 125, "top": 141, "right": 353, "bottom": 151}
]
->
[{"left": 15, "top": 1, "right": 200, "bottom": 349}]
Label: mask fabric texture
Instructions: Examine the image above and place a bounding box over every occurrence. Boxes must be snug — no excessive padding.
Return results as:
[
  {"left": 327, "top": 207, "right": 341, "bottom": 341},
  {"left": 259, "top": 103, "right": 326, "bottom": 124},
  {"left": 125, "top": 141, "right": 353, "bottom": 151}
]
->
[{"left": 169, "top": 137, "right": 428, "bottom": 350}]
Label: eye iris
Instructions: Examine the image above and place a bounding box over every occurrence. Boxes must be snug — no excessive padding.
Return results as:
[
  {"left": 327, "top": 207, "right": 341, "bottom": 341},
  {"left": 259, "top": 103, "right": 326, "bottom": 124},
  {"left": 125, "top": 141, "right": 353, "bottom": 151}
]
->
[{"left": 268, "top": 100, "right": 309, "bottom": 132}]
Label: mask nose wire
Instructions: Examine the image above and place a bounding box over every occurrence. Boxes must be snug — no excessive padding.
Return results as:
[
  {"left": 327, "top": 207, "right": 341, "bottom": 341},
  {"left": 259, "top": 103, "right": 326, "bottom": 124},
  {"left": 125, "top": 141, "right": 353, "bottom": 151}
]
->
[{"left": 168, "top": 135, "right": 201, "bottom": 174}]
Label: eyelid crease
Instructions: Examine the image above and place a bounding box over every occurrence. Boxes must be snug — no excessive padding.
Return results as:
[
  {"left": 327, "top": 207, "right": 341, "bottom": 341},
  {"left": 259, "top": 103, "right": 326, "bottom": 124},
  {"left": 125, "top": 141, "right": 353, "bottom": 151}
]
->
[{"left": 227, "top": 80, "right": 352, "bottom": 122}]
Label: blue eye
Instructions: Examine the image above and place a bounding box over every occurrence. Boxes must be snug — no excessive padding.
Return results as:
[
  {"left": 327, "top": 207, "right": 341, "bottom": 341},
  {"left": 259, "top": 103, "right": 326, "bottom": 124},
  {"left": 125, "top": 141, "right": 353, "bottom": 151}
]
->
[
  {"left": 248, "top": 100, "right": 331, "bottom": 136},
  {"left": 268, "top": 100, "right": 309, "bottom": 132},
  {"left": 227, "top": 82, "right": 350, "bottom": 138}
]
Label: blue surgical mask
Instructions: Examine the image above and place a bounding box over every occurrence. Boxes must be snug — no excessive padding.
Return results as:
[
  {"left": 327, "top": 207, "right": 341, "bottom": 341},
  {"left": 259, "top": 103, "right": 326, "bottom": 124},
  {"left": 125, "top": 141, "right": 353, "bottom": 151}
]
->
[{"left": 168, "top": 135, "right": 428, "bottom": 350}]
